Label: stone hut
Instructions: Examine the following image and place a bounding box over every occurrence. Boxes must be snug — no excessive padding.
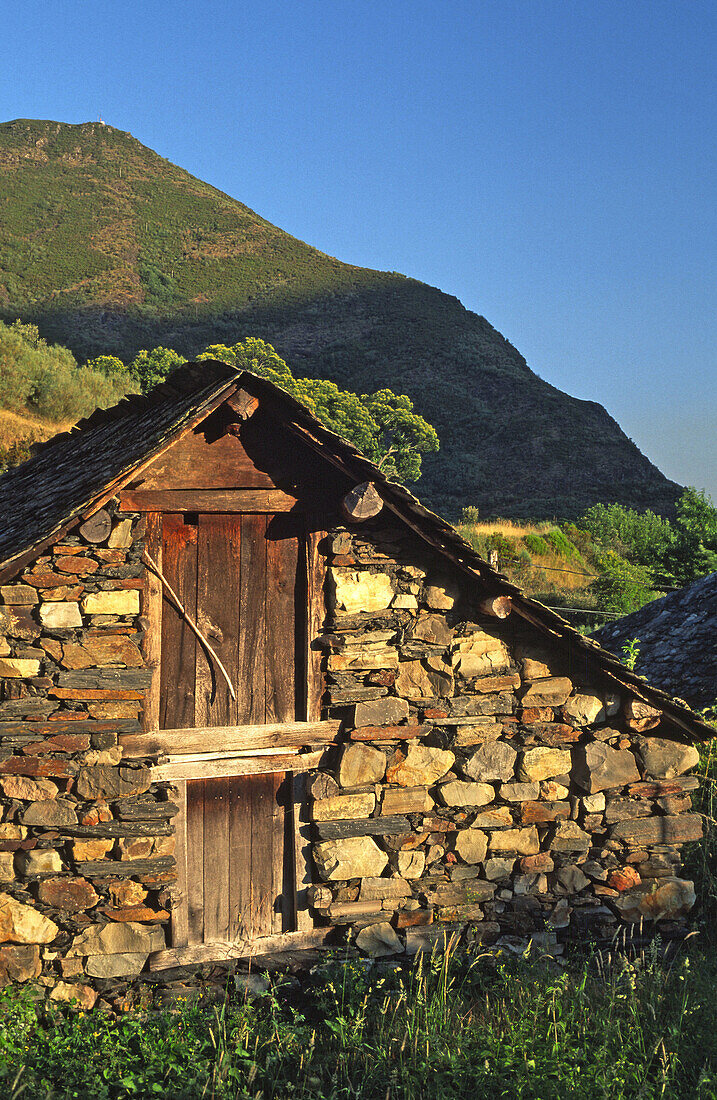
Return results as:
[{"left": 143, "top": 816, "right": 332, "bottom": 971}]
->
[{"left": 0, "top": 362, "right": 710, "bottom": 1007}]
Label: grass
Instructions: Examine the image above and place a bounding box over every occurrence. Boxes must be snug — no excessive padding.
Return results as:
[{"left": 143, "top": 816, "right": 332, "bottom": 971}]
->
[{"left": 3, "top": 938, "right": 717, "bottom": 1099}]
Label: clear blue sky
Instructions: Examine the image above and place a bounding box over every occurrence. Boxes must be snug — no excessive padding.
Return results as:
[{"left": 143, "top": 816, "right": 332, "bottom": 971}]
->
[{"left": 3, "top": 0, "right": 715, "bottom": 500}]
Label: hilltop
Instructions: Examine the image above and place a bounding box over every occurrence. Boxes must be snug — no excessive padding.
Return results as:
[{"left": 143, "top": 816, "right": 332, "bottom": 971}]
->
[{"left": 0, "top": 118, "right": 681, "bottom": 517}]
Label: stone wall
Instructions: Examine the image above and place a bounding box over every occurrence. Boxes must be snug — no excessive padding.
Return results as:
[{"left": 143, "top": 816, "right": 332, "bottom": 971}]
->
[
  {"left": 0, "top": 504, "right": 172, "bottom": 1010},
  {"left": 308, "top": 521, "right": 703, "bottom": 957},
  {"left": 0, "top": 506, "right": 704, "bottom": 1002}
]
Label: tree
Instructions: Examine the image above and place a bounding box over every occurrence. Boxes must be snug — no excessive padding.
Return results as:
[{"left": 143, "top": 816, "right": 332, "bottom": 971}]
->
[
  {"left": 660, "top": 488, "right": 717, "bottom": 585},
  {"left": 85, "top": 355, "right": 128, "bottom": 378},
  {"left": 129, "top": 347, "right": 184, "bottom": 391},
  {"left": 197, "top": 339, "right": 439, "bottom": 482}
]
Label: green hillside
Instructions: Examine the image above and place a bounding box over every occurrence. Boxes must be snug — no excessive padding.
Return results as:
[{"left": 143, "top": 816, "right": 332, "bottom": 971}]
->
[{"left": 0, "top": 118, "right": 681, "bottom": 518}]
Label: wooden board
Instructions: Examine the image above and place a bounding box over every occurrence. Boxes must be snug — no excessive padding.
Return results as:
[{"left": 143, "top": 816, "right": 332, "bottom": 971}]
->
[
  {"left": 202, "top": 777, "right": 231, "bottom": 941},
  {"left": 238, "top": 514, "right": 267, "bottom": 724},
  {"left": 120, "top": 720, "right": 341, "bottom": 758},
  {"left": 160, "top": 514, "right": 198, "bottom": 730},
  {"left": 196, "top": 515, "right": 242, "bottom": 727},
  {"left": 140, "top": 513, "right": 163, "bottom": 733},
  {"left": 137, "top": 423, "right": 275, "bottom": 490},
  {"left": 149, "top": 928, "right": 335, "bottom": 970},
  {"left": 119, "top": 489, "right": 299, "bottom": 513},
  {"left": 151, "top": 748, "right": 327, "bottom": 782},
  {"left": 265, "top": 517, "right": 299, "bottom": 724}
]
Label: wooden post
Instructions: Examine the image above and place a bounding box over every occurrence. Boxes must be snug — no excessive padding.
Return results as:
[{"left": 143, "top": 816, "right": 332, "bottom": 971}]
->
[
  {"left": 478, "top": 595, "right": 513, "bottom": 619},
  {"left": 341, "top": 481, "right": 383, "bottom": 523},
  {"left": 141, "top": 513, "right": 163, "bottom": 732}
]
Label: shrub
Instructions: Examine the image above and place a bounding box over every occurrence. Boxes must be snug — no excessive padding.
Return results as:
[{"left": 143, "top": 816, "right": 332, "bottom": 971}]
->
[{"left": 523, "top": 533, "right": 549, "bottom": 556}]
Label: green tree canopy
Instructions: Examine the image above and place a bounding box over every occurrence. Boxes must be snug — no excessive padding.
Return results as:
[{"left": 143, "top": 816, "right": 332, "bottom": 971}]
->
[
  {"left": 128, "top": 346, "right": 185, "bottom": 392},
  {"left": 196, "top": 338, "right": 439, "bottom": 482}
]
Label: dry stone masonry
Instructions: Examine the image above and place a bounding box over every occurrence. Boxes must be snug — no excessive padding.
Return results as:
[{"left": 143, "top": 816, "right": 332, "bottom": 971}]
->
[{"left": 0, "top": 503, "right": 705, "bottom": 1002}]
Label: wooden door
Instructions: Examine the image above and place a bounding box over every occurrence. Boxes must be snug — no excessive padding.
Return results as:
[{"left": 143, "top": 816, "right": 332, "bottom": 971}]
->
[{"left": 159, "top": 511, "right": 303, "bottom": 947}]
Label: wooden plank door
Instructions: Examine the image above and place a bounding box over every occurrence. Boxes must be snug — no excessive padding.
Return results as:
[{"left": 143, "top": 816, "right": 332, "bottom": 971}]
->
[{"left": 159, "top": 512, "right": 303, "bottom": 948}]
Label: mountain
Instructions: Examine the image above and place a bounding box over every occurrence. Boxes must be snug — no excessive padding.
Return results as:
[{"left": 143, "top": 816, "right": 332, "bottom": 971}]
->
[{"left": 0, "top": 118, "right": 681, "bottom": 518}]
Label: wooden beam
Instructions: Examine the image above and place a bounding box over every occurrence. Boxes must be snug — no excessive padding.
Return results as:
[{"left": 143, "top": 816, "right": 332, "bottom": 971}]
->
[
  {"left": 120, "top": 719, "right": 341, "bottom": 758},
  {"left": 79, "top": 509, "right": 112, "bottom": 543},
  {"left": 151, "top": 748, "right": 329, "bottom": 782},
  {"left": 148, "top": 928, "right": 335, "bottom": 970},
  {"left": 304, "top": 528, "right": 327, "bottom": 723},
  {"left": 226, "top": 388, "right": 260, "bottom": 421},
  {"left": 341, "top": 481, "right": 383, "bottom": 522},
  {"left": 478, "top": 595, "right": 513, "bottom": 619},
  {"left": 118, "top": 489, "right": 300, "bottom": 513}
]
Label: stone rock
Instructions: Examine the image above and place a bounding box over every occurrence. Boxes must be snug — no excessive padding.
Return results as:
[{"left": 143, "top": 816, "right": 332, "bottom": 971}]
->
[
  {"left": 0, "top": 893, "right": 58, "bottom": 943},
  {"left": 76, "top": 765, "right": 151, "bottom": 800},
  {"left": 450, "top": 632, "right": 510, "bottom": 677},
  {"left": 463, "top": 741, "right": 517, "bottom": 782},
  {"left": 521, "top": 677, "right": 573, "bottom": 708},
  {"left": 614, "top": 878, "right": 696, "bottom": 922},
  {"left": 0, "top": 825, "right": 27, "bottom": 841},
  {"left": 397, "top": 850, "right": 426, "bottom": 878},
  {"left": 607, "top": 866, "right": 641, "bottom": 892},
  {"left": 547, "top": 899, "right": 571, "bottom": 929},
  {"left": 424, "top": 582, "right": 457, "bottom": 611},
  {"left": 0, "top": 584, "right": 38, "bottom": 605},
  {"left": 352, "top": 697, "right": 409, "bottom": 728},
  {"left": 1, "top": 777, "right": 58, "bottom": 801},
  {"left": 623, "top": 698, "right": 662, "bottom": 732},
  {"left": 338, "top": 743, "right": 386, "bottom": 787},
  {"left": 391, "top": 594, "right": 418, "bottom": 610},
  {"left": 454, "top": 828, "right": 488, "bottom": 863},
  {"left": 328, "top": 649, "right": 399, "bottom": 672},
  {"left": 68, "top": 920, "right": 164, "bottom": 957},
  {"left": 562, "top": 693, "right": 606, "bottom": 726},
  {"left": 118, "top": 835, "right": 174, "bottom": 860},
  {"left": 81, "top": 590, "right": 140, "bottom": 616},
  {"left": 314, "top": 836, "right": 389, "bottom": 880},
  {"left": 521, "top": 852, "right": 555, "bottom": 873},
  {"left": 518, "top": 748, "right": 572, "bottom": 783},
  {"left": 499, "top": 781, "right": 540, "bottom": 802},
  {"left": 520, "top": 801, "right": 570, "bottom": 824},
  {"left": 0, "top": 944, "right": 41, "bottom": 986},
  {"left": 385, "top": 744, "right": 454, "bottom": 787},
  {"left": 312, "top": 793, "right": 376, "bottom": 821},
  {"left": 411, "top": 614, "right": 454, "bottom": 645},
  {"left": 381, "top": 787, "right": 434, "bottom": 814},
  {"left": 484, "top": 857, "right": 515, "bottom": 880},
  {"left": 330, "top": 570, "right": 394, "bottom": 613},
  {"left": 487, "top": 827, "right": 539, "bottom": 855},
  {"left": 22, "top": 799, "right": 77, "bottom": 826},
  {"left": 82, "top": 636, "right": 144, "bottom": 668},
  {"left": 39, "top": 602, "right": 82, "bottom": 629},
  {"left": 555, "top": 865, "right": 590, "bottom": 892},
  {"left": 472, "top": 806, "right": 513, "bottom": 829},
  {"left": 550, "top": 820, "right": 591, "bottom": 852},
  {"left": 603, "top": 798, "right": 653, "bottom": 824},
  {"left": 234, "top": 973, "right": 271, "bottom": 998},
  {"left": 0, "top": 853, "right": 14, "bottom": 881},
  {"left": 38, "top": 876, "right": 99, "bottom": 912},
  {"left": 636, "top": 737, "right": 700, "bottom": 780},
  {"left": 539, "top": 780, "right": 569, "bottom": 800},
  {"left": 50, "top": 981, "right": 97, "bottom": 1009},
  {"left": 72, "top": 838, "right": 114, "bottom": 861},
  {"left": 359, "top": 877, "right": 412, "bottom": 901},
  {"left": 85, "top": 952, "right": 151, "bottom": 978},
  {"left": 356, "top": 921, "right": 402, "bottom": 957},
  {"left": 395, "top": 658, "right": 453, "bottom": 700},
  {"left": 438, "top": 780, "right": 494, "bottom": 808},
  {"left": 582, "top": 792, "right": 606, "bottom": 813},
  {"left": 0, "top": 658, "right": 40, "bottom": 678},
  {"left": 16, "top": 850, "right": 63, "bottom": 875},
  {"left": 571, "top": 743, "right": 640, "bottom": 793},
  {"left": 108, "top": 880, "right": 147, "bottom": 907},
  {"left": 514, "top": 873, "right": 548, "bottom": 895},
  {"left": 610, "top": 813, "right": 703, "bottom": 846}
]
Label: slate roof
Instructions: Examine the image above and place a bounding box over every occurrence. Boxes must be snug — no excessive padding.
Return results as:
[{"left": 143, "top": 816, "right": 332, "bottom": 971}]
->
[
  {"left": 596, "top": 572, "right": 717, "bottom": 711},
  {"left": 0, "top": 361, "right": 712, "bottom": 741}
]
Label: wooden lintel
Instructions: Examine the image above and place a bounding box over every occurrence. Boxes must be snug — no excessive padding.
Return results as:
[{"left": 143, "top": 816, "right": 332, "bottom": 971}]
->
[
  {"left": 118, "top": 489, "right": 300, "bottom": 513},
  {"left": 121, "top": 719, "right": 341, "bottom": 758},
  {"left": 478, "top": 595, "right": 513, "bottom": 619},
  {"left": 149, "top": 928, "right": 335, "bottom": 970},
  {"left": 151, "top": 747, "right": 328, "bottom": 783}
]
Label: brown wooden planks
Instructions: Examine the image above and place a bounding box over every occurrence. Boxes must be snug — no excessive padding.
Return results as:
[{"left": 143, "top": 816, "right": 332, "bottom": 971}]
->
[
  {"left": 141, "top": 512, "right": 163, "bottom": 733},
  {"left": 160, "top": 514, "right": 198, "bottom": 730},
  {"left": 250, "top": 774, "right": 277, "bottom": 938},
  {"left": 202, "top": 777, "right": 231, "bottom": 941},
  {"left": 120, "top": 719, "right": 341, "bottom": 758},
  {"left": 137, "top": 425, "right": 274, "bottom": 490},
  {"left": 171, "top": 780, "right": 189, "bottom": 948},
  {"left": 119, "top": 489, "right": 299, "bottom": 513},
  {"left": 265, "top": 517, "right": 299, "bottom": 724},
  {"left": 185, "top": 779, "right": 205, "bottom": 945},
  {"left": 304, "top": 528, "right": 327, "bottom": 723},
  {"left": 238, "top": 514, "right": 267, "bottom": 724},
  {"left": 196, "top": 515, "right": 241, "bottom": 728},
  {"left": 228, "top": 776, "right": 252, "bottom": 941}
]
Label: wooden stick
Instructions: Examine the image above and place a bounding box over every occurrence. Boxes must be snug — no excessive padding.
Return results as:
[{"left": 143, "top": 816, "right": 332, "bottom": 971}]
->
[{"left": 143, "top": 550, "right": 237, "bottom": 701}]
